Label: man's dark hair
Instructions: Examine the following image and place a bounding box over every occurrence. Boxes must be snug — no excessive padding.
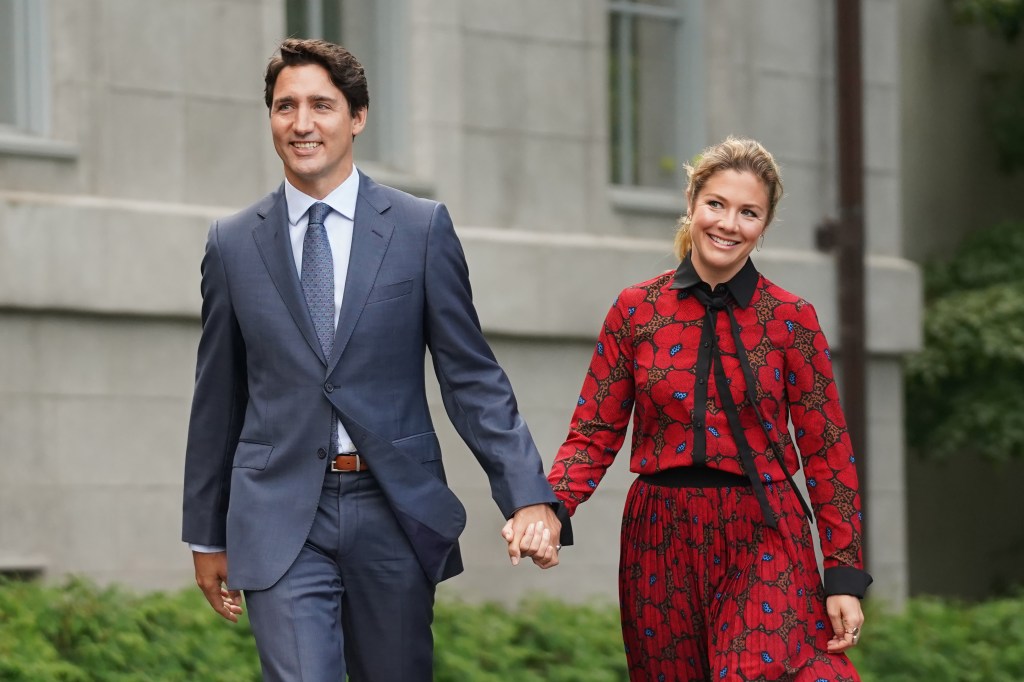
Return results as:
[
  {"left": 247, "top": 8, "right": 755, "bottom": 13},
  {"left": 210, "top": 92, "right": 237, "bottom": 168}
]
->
[{"left": 264, "top": 38, "right": 369, "bottom": 116}]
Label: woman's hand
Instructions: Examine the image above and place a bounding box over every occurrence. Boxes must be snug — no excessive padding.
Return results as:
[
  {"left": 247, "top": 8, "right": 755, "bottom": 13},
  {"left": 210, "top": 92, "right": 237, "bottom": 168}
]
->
[{"left": 825, "top": 594, "right": 864, "bottom": 653}]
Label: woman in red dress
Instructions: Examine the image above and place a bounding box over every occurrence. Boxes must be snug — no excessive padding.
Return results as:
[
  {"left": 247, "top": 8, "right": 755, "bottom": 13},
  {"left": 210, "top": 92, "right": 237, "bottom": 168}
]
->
[{"left": 547, "top": 138, "right": 869, "bottom": 681}]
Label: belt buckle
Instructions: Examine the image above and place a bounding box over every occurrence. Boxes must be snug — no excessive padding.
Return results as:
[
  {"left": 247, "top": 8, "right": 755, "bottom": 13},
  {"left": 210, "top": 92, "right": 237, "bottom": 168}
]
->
[{"left": 330, "top": 453, "right": 360, "bottom": 473}]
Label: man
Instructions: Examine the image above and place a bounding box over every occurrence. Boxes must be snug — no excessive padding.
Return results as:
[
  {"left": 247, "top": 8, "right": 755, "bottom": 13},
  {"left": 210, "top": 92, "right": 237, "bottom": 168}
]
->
[{"left": 182, "top": 39, "right": 567, "bottom": 681}]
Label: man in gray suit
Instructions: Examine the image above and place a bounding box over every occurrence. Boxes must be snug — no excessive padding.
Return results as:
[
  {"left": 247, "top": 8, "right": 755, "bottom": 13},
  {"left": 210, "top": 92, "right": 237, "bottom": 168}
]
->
[{"left": 182, "top": 39, "right": 566, "bottom": 681}]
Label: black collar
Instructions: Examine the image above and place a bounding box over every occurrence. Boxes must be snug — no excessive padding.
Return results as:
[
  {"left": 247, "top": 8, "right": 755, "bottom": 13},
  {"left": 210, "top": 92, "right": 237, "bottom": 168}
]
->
[{"left": 668, "top": 254, "right": 760, "bottom": 308}]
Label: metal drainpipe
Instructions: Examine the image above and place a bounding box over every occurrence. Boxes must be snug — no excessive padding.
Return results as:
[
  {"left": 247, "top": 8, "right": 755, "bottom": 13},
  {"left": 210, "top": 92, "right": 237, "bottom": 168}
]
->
[{"left": 836, "top": 0, "right": 868, "bottom": 554}]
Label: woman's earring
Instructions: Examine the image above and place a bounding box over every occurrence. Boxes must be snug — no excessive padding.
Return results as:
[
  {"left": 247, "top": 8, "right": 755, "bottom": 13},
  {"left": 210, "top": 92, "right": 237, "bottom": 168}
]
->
[{"left": 757, "top": 233, "right": 766, "bottom": 251}]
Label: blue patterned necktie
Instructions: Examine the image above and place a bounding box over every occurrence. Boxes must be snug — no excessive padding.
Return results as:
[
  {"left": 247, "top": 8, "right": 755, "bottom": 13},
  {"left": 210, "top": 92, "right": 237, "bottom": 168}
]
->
[{"left": 300, "top": 201, "right": 338, "bottom": 452}]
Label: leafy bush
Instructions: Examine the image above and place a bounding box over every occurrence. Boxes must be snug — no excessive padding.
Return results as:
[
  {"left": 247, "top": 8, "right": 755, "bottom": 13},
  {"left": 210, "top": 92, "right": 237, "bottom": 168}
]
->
[
  {"left": 848, "top": 595, "right": 1024, "bottom": 682},
  {"left": 5, "top": 579, "right": 1024, "bottom": 680},
  {"left": 905, "top": 221, "right": 1024, "bottom": 461}
]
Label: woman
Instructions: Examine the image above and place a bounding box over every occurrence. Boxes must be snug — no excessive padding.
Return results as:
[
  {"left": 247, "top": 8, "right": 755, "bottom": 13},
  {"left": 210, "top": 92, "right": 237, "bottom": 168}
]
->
[{"left": 546, "top": 138, "right": 870, "bottom": 680}]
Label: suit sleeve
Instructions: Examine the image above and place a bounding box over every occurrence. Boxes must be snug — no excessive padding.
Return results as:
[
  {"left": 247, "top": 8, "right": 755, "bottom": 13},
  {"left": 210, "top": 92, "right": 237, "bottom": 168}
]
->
[
  {"left": 423, "top": 203, "right": 558, "bottom": 519},
  {"left": 181, "top": 222, "right": 248, "bottom": 546}
]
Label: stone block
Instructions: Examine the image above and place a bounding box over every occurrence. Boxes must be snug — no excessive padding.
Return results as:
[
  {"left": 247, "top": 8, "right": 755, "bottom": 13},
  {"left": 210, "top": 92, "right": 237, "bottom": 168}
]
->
[
  {"left": 764, "top": 161, "right": 833, "bottom": 253},
  {"left": 752, "top": 0, "right": 828, "bottom": 76},
  {"left": 523, "top": 42, "right": 590, "bottom": 138},
  {"left": 96, "top": 90, "right": 187, "bottom": 201},
  {"left": 751, "top": 71, "right": 829, "bottom": 166},
  {"left": 99, "top": 0, "right": 186, "bottom": 94},
  {"left": 516, "top": 136, "right": 589, "bottom": 230},
  {"left": 184, "top": 97, "right": 268, "bottom": 206},
  {"left": 45, "top": 395, "right": 188, "bottom": 487},
  {"left": 462, "top": 34, "right": 525, "bottom": 132},
  {"left": 461, "top": 0, "right": 527, "bottom": 37},
  {"left": 864, "top": 0, "right": 900, "bottom": 87},
  {"left": 864, "top": 84, "right": 900, "bottom": 173},
  {"left": 409, "top": 26, "right": 463, "bottom": 128},
  {"left": 459, "top": 130, "right": 525, "bottom": 226},
  {"left": 865, "top": 170, "right": 902, "bottom": 257},
  {"left": 519, "top": 0, "right": 589, "bottom": 44},
  {"left": 181, "top": 0, "right": 267, "bottom": 101}
]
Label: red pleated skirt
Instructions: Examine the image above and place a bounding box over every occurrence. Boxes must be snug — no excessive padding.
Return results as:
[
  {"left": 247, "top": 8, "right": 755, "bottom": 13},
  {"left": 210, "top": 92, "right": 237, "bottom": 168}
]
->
[{"left": 619, "top": 478, "right": 861, "bottom": 681}]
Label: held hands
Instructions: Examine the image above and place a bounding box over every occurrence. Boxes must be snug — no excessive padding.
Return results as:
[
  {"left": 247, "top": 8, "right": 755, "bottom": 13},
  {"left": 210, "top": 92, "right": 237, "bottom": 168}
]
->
[
  {"left": 500, "top": 503, "right": 561, "bottom": 569},
  {"left": 193, "top": 551, "right": 244, "bottom": 623},
  {"left": 826, "top": 594, "right": 864, "bottom": 653}
]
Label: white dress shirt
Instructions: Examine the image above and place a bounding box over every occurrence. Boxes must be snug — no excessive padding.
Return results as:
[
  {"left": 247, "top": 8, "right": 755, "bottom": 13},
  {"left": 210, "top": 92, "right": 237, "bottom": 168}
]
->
[{"left": 191, "top": 168, "right": 361, "bottom": 555}]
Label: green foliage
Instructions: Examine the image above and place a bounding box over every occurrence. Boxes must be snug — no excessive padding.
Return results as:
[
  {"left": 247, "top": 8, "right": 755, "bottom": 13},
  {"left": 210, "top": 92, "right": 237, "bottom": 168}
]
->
[
  {"left": 0, "top": 577, "right": 261, "bottom": 681},
  {"left": 5, "top": 580, "right": 1024, "bottom": 680},
  {"left": 949, "top": 0, "right": 1024, "bottom": 42},
  {"left": 905, "top": 221, "right": 1024, "bottom": 461},
  {"left": 848, "top": 595, "right": 1024, "bottom": 682},
  {"left": 433, "top": 597, "right": 626, "bottom": 682}
]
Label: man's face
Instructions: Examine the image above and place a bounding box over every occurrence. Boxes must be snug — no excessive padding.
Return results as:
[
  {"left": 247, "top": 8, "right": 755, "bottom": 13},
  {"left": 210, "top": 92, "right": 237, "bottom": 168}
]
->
[{"left": 270, "top": 63, "right": 366, "bottom": 199}]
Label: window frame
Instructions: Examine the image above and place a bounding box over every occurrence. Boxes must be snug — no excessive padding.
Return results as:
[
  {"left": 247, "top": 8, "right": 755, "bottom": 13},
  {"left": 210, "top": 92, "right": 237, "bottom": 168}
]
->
[
  {"left": 607, "top": 0, "right": 705, "bottom": 194},
  {"left": 0, "top": 0, "right": 50, "bottom": 136}
]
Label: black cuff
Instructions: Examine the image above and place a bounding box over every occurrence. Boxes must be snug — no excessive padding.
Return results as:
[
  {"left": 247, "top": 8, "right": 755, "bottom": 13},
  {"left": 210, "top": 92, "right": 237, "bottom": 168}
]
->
[
  {"left": 823, "top": 566, "right": 873, "bottom": 598},
  {"left": 555, "top": 502, "right": 573, "bottom": 547}
]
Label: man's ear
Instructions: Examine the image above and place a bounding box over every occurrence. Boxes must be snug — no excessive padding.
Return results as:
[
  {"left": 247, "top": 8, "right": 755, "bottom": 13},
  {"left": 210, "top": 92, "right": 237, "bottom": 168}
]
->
[{"left": 352, "top": 107, "right": 368, "bottom": 137}]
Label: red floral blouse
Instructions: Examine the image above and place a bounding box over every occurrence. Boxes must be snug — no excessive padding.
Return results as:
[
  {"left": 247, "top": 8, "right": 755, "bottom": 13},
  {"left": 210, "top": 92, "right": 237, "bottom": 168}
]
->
[{"left": 548, "top": 257, "right": 869, "bottom": 594}]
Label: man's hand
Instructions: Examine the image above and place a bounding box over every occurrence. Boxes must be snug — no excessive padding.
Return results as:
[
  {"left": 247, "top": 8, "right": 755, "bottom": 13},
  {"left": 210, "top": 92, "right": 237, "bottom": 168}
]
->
[
  {"left": 500, "top": 503, "right": 561, "bottom": 569},
  {"left": 193, "top": 551, "right": 244, "bottom": 622},
  {"left": 826, "top": 594, "right": 864, "bottom": 653}
]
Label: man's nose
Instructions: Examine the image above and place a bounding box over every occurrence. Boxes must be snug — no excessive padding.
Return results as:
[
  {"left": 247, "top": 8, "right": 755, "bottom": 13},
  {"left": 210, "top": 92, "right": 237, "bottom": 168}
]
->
[{"left": 294, "top": 106, "right": 314, "bottom": 133}]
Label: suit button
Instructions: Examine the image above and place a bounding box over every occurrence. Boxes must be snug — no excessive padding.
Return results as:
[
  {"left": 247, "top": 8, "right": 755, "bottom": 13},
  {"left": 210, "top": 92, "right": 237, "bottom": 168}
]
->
[
  {"left": 317, "top": 448, "right": 327, "bottom": 459},
  {"left": 324, "top": 382, "right": 334, "bottom": 393}
]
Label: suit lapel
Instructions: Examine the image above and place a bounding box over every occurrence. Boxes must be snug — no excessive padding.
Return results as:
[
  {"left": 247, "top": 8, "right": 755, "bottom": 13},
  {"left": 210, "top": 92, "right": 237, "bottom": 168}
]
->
[
  {"left": 328, "top": 173, "right": 394, "bottom": 374},
  {"left": 252, "top": 186, "right": 327, "bottom": 364}
]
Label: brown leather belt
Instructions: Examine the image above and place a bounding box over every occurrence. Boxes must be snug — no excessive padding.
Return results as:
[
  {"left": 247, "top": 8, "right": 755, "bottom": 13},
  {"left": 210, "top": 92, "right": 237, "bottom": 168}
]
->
[{"left": 331, "top": 453, "right": 369, "bottom": 473}]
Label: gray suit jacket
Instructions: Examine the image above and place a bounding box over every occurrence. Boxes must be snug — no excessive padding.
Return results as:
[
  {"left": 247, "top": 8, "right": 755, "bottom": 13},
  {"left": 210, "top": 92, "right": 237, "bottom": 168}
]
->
[{"left": 182, "top": 172, "right": 560, "bottom": 589}]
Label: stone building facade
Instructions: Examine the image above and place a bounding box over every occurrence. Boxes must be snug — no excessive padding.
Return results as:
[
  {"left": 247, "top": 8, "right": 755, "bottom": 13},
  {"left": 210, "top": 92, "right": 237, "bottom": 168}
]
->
[{"left": 0, "top": 0, "right": 917, "bottom": 608}]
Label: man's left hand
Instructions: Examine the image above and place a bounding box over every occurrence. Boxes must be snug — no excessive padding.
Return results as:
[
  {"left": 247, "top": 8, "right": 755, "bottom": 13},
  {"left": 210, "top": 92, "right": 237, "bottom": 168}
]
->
[{"left": 500, "top": 504, "right": 561, "bottom": 569}]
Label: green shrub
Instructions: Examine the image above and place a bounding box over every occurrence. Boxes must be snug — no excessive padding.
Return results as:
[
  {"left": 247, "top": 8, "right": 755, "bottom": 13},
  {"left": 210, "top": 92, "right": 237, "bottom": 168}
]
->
[
  {"left": 4, "top": 579, "right": 1024, "bottom": 680},
  {"left": 905, "top": 220, "right": 1024, "bottom": 462},
  {"left": 849, "top": 595, "right": 1024, "bottom": 682}
]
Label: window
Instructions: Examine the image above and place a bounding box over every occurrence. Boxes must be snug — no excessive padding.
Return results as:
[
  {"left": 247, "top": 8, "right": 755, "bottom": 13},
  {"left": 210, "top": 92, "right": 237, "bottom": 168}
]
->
[
  {"left": 285, "top": 0, "right": 406, "bottom": 169},
  {"left": 608, "top": 0, "right": 703, "bottom": 190},
  {"left": 0, "top": 0, "right": 49, "bottom": 136}
]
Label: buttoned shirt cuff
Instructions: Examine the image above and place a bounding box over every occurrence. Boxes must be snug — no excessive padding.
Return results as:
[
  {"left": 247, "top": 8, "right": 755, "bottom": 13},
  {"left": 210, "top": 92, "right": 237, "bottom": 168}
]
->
[
  {"left": 823, "top": 566, "right": 873, "bottom": 598},
  {"left": 189, "top": 543, "right": 226, "bottom": 554}
]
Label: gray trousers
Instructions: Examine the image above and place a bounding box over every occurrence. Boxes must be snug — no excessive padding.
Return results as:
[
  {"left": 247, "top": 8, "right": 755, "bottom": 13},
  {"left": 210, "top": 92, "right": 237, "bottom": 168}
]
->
[{"left": 245, "top": 470, "right": 435, "bottom": 681}]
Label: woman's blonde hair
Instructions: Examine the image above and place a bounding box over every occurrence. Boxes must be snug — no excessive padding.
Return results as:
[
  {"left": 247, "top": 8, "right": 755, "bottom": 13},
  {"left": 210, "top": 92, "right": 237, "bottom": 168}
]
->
[{"left": 673, "top": 137, "right": 784, "bottom": 261}]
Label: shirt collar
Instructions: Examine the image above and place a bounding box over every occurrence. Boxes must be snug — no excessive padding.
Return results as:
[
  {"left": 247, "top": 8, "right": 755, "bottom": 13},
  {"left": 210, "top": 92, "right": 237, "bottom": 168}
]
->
[
  {"left": 284, "top": 166, "right": 360, "bottom": 225},
  {"left": 668, "top": 253, "right": 760, "bottom": 308}
]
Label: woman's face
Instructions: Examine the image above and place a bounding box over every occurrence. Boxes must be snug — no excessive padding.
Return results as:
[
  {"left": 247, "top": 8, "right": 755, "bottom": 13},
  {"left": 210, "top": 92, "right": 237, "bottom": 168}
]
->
[{"left": 688, "top": 169, "right": 769, "bottom": 287}]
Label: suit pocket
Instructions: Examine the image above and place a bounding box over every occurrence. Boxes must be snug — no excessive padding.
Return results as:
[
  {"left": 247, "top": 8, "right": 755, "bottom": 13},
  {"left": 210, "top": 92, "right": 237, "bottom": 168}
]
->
[
  {"left": 393, "top": 432, "right": 446, "bottom": 483},
  {"left": 392, "top": 431, "right": 440, "bottom": 462},
  {"left": 233, "top": 441, "right": 274, "bottom": 470},
  {"left": 366, "top": 278, "right": 414, "bottom": 305}
]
